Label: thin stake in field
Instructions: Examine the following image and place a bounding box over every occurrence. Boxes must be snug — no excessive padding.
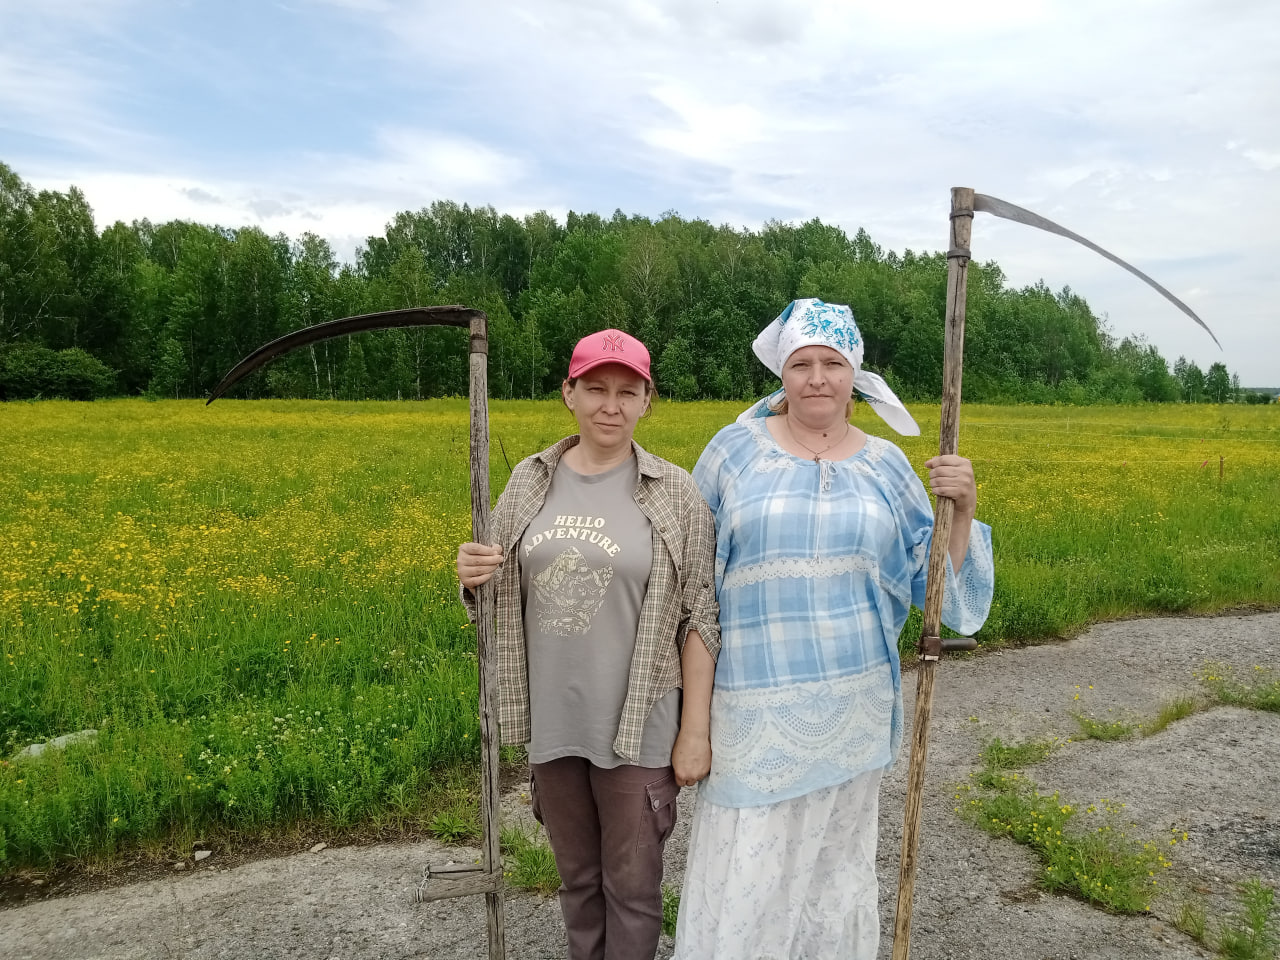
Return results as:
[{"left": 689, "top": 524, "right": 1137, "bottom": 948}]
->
[{"left": 209, "top": 306, "right": 508, "bottom": 960}]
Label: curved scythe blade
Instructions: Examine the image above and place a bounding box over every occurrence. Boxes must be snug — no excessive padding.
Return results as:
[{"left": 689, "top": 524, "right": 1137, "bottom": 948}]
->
[
  {"left": 206, "top": 305, "right": 486, "bottom": 403},
  {"left": 973, "top": 193, "right": 1221, "bottom": 349}
]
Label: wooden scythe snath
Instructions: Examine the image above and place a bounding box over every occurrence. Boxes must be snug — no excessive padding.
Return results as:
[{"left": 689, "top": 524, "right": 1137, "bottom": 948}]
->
[
  {"left": 890, "top": 189, "right": 1220, "bottom": 960},
  {"left": 208, "top": 306, "right": 508, "bottom": 960}
]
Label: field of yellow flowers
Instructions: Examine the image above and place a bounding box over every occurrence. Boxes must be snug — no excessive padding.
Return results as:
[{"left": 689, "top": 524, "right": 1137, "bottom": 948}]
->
[{"left": 1, "top": 398, "right": 1277, "bottom": 873}]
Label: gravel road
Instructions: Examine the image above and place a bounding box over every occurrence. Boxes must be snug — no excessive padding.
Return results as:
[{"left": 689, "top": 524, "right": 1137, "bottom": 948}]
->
[{"left": 5, "top": 612, "right": 1277, "bottom": 960}]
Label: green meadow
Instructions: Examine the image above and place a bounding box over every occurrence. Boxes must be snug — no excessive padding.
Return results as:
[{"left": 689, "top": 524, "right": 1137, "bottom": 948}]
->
[{"left": 1, "top": 399, "right": 1277, "bottom": 874}]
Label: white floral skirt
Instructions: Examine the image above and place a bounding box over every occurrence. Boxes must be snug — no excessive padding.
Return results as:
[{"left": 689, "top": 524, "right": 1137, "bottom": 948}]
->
[{"left": 673, "top": 767, "right": 884, "bottom": 960}]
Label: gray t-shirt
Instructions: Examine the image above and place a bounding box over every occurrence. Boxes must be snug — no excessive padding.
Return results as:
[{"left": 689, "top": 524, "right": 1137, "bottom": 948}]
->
[{"left": 520, "top": 455, "right": 680, "bottom": 768}]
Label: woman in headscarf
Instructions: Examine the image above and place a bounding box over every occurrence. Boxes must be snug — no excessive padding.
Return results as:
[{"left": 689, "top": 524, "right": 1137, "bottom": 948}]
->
[
  {"left": 673, "top": 299, "right": 994, "bottom": 959},
  {"left": 457, "top": 328, "right": 719, "bottom": 960}
]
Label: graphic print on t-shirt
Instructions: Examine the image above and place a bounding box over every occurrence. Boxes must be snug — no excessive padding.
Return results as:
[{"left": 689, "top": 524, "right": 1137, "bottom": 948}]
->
[
  {"left": 520, "top": 459, "right": 670, "bottom": 767},
  {"left": 531, "top": 545, "right": 613, "bottom": 635}
]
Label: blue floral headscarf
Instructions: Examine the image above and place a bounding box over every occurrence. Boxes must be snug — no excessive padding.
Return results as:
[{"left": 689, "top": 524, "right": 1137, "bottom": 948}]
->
[{"left": 741, "top": 298, "right": 920, "bottom": 435}]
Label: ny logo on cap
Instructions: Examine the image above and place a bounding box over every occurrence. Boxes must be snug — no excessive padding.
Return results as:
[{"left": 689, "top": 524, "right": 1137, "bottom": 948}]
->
[{"left": 602, "top": 332, "right": 626, "bottom": 352}]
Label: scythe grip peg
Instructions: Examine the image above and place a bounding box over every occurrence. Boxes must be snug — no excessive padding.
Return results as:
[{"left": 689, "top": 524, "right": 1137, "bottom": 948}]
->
[{"left": 919, "top": 635, "right": 978, "bottom": 661}]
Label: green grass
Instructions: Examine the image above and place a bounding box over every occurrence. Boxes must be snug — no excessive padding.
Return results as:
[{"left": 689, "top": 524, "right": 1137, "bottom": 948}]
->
[
  {"left": 2, "top": 399, "right": 1279, "bottom": 875},
  {"left": 1072, "top": 694, "right": 1203, "bottom": 742},
  {"left": 1176, "top": 899, "right": 1209, "bottom": 942},
  {"left": 1178, "top": 880, "right": 1279, "bottom": 960},
  {"left": 1218, "top": 880, "right": 1279, "bottom": 960},
  {"left": 1073, "top": 713, "right": 1139, "bottom": 742},
  {"left": 1201, "top": 665, "right": 1280, "bottom": 714},
  {"left": 958, "top": 740, "right": 1171, "bottom": 914},
  {"left": 1143, "top": 696, "right": 1203, "bottom": 736},
  {"left": 981, "top": 737, "right": 1054, "bottom": 770},
  {"left": 974, "top": 737, "right": 1054, "bottom": 789},
  {"left": 500, "top": 825, "right": 560, "bottom": 895},
  {"left": 427, "top": 797, "right": 481, "bottom": 845},
  {"left": 662, "top": 883, "right": 681, "bottom": 937}
]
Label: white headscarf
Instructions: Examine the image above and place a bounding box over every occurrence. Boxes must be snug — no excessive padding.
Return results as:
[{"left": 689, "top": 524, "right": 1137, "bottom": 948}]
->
[{"left": 740, "top": 298, "right": 920, "bottom": 436}]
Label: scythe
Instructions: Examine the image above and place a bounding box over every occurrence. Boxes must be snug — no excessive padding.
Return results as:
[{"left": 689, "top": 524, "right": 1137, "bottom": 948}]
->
[
  {"left": 891, "top": 189, "right": 1220, "bottom": 960},
  {"left": 209, "top": 305, "right": 508, "bottom": 960}
]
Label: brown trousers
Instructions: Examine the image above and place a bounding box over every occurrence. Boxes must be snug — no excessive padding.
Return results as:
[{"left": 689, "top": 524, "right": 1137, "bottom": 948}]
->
[{"left": 530, "top": 757, "right": 681, "bottom": 960}]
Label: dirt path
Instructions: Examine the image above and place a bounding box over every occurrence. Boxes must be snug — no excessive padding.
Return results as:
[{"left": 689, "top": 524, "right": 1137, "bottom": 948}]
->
[{"left": 5, "top": 612, "right": 1277, "bottom": 960}]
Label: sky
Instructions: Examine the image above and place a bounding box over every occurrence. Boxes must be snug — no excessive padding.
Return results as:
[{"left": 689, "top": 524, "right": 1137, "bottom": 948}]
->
[{"left": 1, "top": 0, "right": 1276, "bottom": 385}]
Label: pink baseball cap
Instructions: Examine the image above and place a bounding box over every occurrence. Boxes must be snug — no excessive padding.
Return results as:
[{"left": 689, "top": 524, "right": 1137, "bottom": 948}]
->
[{"left": 567, "top": 329, "right": 652, "bottom": 382}]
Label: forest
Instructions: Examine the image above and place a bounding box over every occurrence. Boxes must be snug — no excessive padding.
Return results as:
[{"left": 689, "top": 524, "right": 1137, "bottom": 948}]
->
[{"left": 0, "top": 160, "right": 1250, "bottom": 404}]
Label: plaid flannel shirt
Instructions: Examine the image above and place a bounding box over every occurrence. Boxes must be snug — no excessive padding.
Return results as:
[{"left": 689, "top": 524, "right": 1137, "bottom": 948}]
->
[{"left": 461, "top": 436, "right": 720, "bottom": 763}]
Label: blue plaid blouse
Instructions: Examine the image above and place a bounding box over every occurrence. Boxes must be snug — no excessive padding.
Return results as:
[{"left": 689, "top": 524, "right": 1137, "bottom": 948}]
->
[{"left": 693, "top": 418, "right": 994, "bottom": 807}]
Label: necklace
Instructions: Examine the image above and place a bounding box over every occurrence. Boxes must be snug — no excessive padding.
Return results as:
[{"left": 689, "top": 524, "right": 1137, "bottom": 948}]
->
[{"left": 784, "top": 416, "right": 850, "bottom": 462}]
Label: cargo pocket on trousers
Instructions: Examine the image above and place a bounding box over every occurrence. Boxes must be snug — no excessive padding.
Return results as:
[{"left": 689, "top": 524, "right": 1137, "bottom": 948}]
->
[{"left": 640, "top": 772, "right": 679, "bottom": 848}]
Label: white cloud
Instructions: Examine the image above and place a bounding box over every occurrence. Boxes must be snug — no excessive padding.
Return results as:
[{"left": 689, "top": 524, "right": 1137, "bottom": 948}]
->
[
  {"left": 0, "top": 52, "right": 136, "bottom": 157},
  {"left": 1240, "top": 147, "right": 1280, "bottom": 172},
  {"left": 351, "top": 128, "right": 527, "bottom": 197},
  {"left": 642, "top": 87, "right": 773, "bottom": 167}
]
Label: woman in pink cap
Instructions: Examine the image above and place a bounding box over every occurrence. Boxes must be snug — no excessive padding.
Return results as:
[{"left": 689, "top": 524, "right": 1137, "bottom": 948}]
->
[{"left": 457, "top": 328, "right": 719, "bottom": 960}]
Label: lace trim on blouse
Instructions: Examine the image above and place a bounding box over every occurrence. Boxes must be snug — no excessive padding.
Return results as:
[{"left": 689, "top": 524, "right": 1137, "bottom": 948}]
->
[
  {"left": 706, "top": 668, "right": 896, "bottom": 798},
  {"left": 746, "top": 419, "right": 797, "bottom": 473},
  {"left": 721, "top": 554, "right": 878, "bottom": 590}
]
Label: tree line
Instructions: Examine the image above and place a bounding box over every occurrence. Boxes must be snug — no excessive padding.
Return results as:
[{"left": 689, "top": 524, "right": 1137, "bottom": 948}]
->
[{"left": 0, "top": 160, "right": 1253, "bottom": 404}]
